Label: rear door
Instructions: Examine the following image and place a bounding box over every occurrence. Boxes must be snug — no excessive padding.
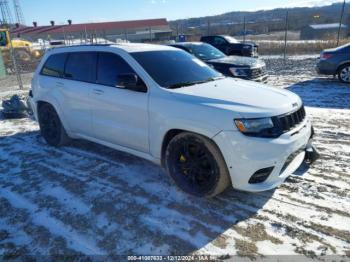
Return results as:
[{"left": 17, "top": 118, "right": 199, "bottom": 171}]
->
[
  {"left": 59, "top": 52, "right": 97, "bottom": 136},
  {"left": 91, "top": 52, "right": 149, "bottom": 153}
]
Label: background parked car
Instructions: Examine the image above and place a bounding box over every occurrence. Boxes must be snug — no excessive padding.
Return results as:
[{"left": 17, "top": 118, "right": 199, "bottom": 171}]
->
[
  {"left": 200, "top": 35, "right": 258, "bottom": 57},
  {"left": 170, "top": 42, "right": 267, "bottom": 82},
  {"left": 316, "top": 43, "right": 350, "bottom": 83}
]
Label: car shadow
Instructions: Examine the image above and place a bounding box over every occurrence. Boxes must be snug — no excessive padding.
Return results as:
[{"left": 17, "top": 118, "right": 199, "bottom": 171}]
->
[
  {"left": 287, "top": 77, "right": 350, "bottom": 109},
  {"left": 0, "top": 127, "right": 275, "bottom": 256}
]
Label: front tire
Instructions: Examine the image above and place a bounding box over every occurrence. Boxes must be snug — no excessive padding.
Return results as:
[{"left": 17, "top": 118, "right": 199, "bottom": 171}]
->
[
  {"left": 38, "top": 103, "right": 70, "bottom": 147},
  {"left": 165, "top": 132, "right": 230, "bottom": 197},
  {"left": 338, "top": 64, "right": 350, "bottom": 83}
]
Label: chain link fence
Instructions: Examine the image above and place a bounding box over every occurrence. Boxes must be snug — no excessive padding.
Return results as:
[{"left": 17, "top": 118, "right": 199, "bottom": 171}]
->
[
  {"left": 172, "top": 3, "right": 349, "bottom": 56},
  {"left": 1, "top": 5, "right": 349, "bottom": 94},
  {"left": 0, "top": 26, "right": 170, "bottom": 94}
]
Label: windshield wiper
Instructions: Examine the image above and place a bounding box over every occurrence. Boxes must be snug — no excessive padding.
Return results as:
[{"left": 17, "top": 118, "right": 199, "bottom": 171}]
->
[
  {"left": 168, "top": 76, "right": 225, "bottom": 89},
  {"left": 168, "top": 81, "right": 199, "bottom": 89}
]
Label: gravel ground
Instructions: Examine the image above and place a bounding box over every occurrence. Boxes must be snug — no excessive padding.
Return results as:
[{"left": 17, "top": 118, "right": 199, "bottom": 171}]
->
[{"left": 0, "top": 56, "right": 349, "bottom": 260}]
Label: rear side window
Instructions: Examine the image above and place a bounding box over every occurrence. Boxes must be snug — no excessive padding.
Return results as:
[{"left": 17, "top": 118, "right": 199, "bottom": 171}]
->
[
  {"left": 97, "top": 52, "right": 135, "bottom": 86},
  {"left": 65, "top": 52, "right": 97, "bottom": 83},
  {"left": 41, "top": 53, "right": 67, "bottom": 77},
  {"left": 214, "top": 37, "right": 226, "bottom": 45}
]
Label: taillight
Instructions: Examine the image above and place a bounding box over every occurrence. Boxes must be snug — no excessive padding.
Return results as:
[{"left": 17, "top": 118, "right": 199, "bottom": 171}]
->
[{"left": 321, "top": 53, "right": 333, "bottom": 60}]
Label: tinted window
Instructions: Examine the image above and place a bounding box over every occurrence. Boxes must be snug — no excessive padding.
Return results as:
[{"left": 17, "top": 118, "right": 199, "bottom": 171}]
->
[
  {"left": 337, "top": 43, "right": 350, "bottom": 52},
  {"left": 201, "top": 36, "right": 212, "bottom": 43},
  {"left": 188, "top": 44, "right": 226, "bottom": 60},
  {"left": 41, "top": 53, "right": 67, "bottom": 77},
  {"left": 171, "top": 45, "right": 189, "bottom": 53},
  {"left": 65, "top": 52, "right": 97, "bottom": 82},
  {"left": 214, "top": 37, "right": 227, "bottom": 45},
  {"left": 0, "top": 31, "right": 7, "bottom": 46},
  {"left": 97, "top": 52, "right": 135, "bottom": 86},
  {"left": 131, "top": 50, "right": 222, "bottom": 88}
]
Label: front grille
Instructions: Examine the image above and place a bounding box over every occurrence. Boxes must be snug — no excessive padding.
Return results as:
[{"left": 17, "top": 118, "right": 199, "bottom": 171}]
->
[
  {"left": 248, "top": 66, "right": 266, "bottom": 79},
  {"left": 274, "top": 106, "right": 306, "bottom": 133}
]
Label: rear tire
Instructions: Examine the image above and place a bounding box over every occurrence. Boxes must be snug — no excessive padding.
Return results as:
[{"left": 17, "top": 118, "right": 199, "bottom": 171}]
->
[
  {"left": 165, "top": 132, "right": 230, "bottom": 197},
  {"left": 38, "top": 103, "right": 70, "bottom": 147},
  {"left": 337, "top": 64, "right": 350, "bottom": 83}
]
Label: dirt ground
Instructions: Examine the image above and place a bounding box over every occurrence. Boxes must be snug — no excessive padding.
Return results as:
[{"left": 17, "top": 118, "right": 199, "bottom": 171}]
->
[{"left": 0, "top": 56, "right": 349, "bottom": 259}]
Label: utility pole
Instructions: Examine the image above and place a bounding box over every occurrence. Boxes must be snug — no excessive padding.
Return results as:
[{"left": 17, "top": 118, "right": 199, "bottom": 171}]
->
[
  {"left": 207, "top": 18, "right": 210, "bottom": 36},
  {"left": 243, "top": 16, "right": 246, "bottom": 43},
  {"left": 12, "top": 0, "right": 25, "bottom": 25},
  {"left": 283, "top": 11, "right": 289, "bottom": 62},
  {"left": 337, "top": 0, "right": 346, "bottom": 47},
  {"left": 0, "top": 0, "right": 13, "bottom": 26}
]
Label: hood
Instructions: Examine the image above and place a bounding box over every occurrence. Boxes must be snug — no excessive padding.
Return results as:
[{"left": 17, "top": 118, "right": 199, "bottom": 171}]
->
[
  {"left": 168, "top": 78, "right": 302, "bottom": 118},
  {"left": 208, "top": 55, "right": 265, "bottom": 68}
]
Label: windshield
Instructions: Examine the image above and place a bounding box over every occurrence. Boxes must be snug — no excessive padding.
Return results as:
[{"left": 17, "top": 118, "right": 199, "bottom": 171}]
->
[
  {"left": 131, "top": 50, "right": 223, "bottom": 88},
  {"left": 223, "top": 36, "right": 239, "bottom": 43},
  {"left": 188, "top": 43, "right": 226, "bottom": 61},
  {"left": 0, "top": 31, "right": 7, "bottom": 46}
]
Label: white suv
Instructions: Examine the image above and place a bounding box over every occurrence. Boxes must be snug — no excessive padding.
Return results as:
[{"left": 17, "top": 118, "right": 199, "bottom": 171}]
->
[{"left": 29, "top": 43, "right": 315, "bottom": 197}]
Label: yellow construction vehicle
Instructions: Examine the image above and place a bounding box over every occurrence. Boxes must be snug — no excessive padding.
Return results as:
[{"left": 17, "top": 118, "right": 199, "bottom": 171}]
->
[{"left": 0, "top": 28, "right": 44, "bottom": 72}]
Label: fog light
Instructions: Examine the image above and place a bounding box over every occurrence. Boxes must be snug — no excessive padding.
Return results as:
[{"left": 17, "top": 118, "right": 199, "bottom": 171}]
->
[{"left": 249, "top": 167, "right": 274, "bottom": 184}]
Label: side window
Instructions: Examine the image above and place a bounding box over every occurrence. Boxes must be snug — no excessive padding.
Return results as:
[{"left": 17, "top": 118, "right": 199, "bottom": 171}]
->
[
  {"left": 65, "top": 52, "right": 97, "bottom": 83},
  {"left": 0, "top": 31, "right": 7, "bottom": 46},
  {"left": 41, "top": 53, "right": 67, "bottom": 78},
  {"left": 97, "top": 52, "right": 136, "bottom": 87},
  {"left": 214, "top": 37, "right": 226, "bottom": 45}
]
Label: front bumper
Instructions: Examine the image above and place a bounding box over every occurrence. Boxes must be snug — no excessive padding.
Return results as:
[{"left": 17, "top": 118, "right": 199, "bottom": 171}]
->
[
  {"left": 213, "top": 117, "right": 313, "bottom": 192},
  {"left": 250, "top": 74, "right": 268, "bottom": 83}
]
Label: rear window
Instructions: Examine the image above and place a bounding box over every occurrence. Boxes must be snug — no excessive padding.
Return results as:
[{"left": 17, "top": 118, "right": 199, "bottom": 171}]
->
[
  {"left": 41, "top": 53, "right": 67, "bottom": 78},
  {"left": 65, "top": 52, "right": 97, "bottom": 83},
  {"left": 201, "top": 36, "right": 212, "bottom": 43}
]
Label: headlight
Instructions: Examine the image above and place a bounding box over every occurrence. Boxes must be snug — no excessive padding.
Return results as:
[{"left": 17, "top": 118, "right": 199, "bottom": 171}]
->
[
  {"left": 234, "top": 118, "right": 282, "bottom": 138},
  {"left": 243, "top": 45, "right": 252, "bottom": 49},
  {"left": 229, "top": 67, "right": 248, "bottom": 77}
]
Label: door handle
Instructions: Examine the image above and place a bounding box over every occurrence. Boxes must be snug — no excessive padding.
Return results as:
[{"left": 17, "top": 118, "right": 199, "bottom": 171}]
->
[{"left": 93, "top": 89, "right": 104, "bottom": 95}]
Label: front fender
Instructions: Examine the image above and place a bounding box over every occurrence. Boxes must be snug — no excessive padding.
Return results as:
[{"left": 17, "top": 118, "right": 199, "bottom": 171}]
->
[{"left": 149, "top": 117, "right": 222, "bottom": 159}]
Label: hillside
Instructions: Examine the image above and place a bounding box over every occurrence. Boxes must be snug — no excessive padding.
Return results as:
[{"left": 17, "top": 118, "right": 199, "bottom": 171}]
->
[{"left": 170, "top": 2, "right": 350, "bottom": 35}]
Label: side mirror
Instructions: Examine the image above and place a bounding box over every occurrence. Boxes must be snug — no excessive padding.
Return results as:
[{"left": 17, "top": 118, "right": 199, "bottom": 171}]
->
[{"left": 116, "top": 73, "right": 147, "bottom": 92}]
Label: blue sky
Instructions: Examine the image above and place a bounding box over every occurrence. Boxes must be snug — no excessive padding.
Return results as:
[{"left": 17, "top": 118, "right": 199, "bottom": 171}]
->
[{"left": 19, "top": 0, "right": 343, "bottom": 25}]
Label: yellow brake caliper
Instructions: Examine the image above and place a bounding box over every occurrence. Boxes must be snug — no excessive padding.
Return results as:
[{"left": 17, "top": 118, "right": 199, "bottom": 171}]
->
[{"left": 180, "top": 155, "right": 187, "bottom": 175}]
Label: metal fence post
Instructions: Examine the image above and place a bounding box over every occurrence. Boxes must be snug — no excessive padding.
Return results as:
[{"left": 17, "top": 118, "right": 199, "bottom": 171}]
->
[
  {"left": 149, "top": 26, "right": 152, "bottom": 42},
  {"left": 337, "top": 0, "right": 346, "bottom": 47},
  {"left": 8, "top": 31, "right": 23, "bottom": 90},
  {"left": 243, "top": 16, "right": 246, "bottom": 43},
  {"left": 283, "top": 11, "right": 289, "bottom": 62}
]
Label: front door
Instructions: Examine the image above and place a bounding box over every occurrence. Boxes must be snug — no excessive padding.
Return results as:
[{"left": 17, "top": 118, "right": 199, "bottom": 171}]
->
[{"left": 91, "top": 52, "right": 149, "bottom": 153}]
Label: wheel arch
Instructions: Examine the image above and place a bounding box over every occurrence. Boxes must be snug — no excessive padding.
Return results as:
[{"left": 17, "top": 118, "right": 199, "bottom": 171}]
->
[
  {"left": 160, "top": 128, "right": 224, "bottom": 168},
  {"left": 36, "top": 99, "right": 71, "bottom": 134},
  {"left": 336, "top": 61, "right": 350, "bottom": 73}
]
